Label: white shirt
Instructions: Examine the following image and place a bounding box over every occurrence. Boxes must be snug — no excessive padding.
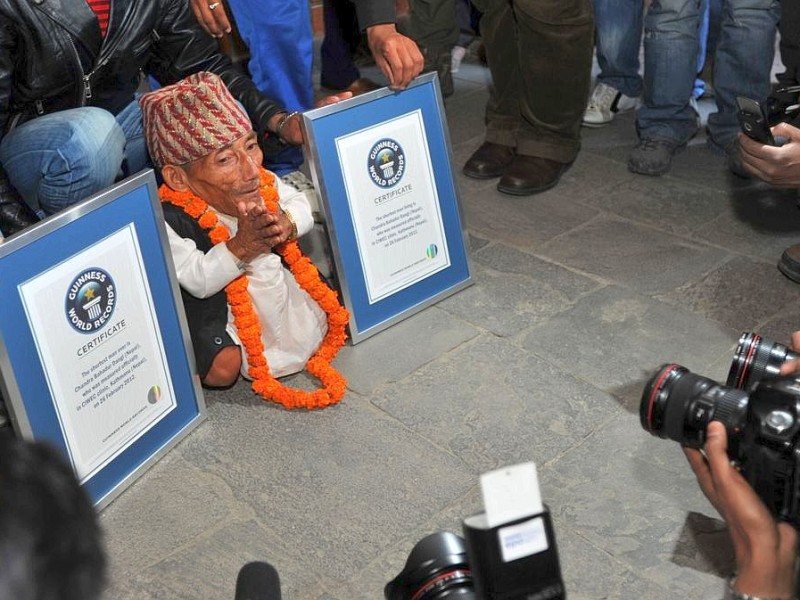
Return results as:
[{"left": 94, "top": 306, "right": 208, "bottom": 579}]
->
[{"left": 166, "top": 176, "right": 327, "bottom": 378}]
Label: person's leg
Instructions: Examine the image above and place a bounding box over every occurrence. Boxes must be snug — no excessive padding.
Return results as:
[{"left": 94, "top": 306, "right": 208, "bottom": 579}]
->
[
  {"left": 462, "top": 0, "right": 518, "bottom": 179},
  {"left": 513, "top": 0, "right": 594, "bottom": 163},
  {"left": 226, "top": 0, "right": 313, "bottom": 174},
  {"left": 320, "top": 0, "right": 362, "bottom": 90},
  {"left": 706, "top": 0, "right": 779, "bottom": 150},
  {"left": 408, "top": 0, "right": 460, "bottom": 96},
  {"left": 593, "top": 0, "right": 644, "bottom": 97},
  {"left": 0, "top": 108, "right": 125, "bottom": 217},
  {"left": 778, "top": 0, "right": 800, "bottom": 87},
  {"left": 629, "top": 0, "right": 702, "bottom": 175},
  {"left": 584, "top": 0, "right": 643, "bottom": 126},
  {"left": 693, "top": 0, "right": 709, "bottom": 99},
  {"left": 637, "top": 0, "right": 702, "bottom": 144},
  {"left": 476, "top": 0, "right": 521, "bottom": 148},
  {"left": 496, "top": 0, "right": 593, "bottom": 194},
  {"left": 114, "top": 96, "right": 152, "bottom": 177}
]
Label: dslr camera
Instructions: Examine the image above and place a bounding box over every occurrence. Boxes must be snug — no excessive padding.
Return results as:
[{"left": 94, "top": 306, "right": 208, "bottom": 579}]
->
[
  {"left": 640, "top": 332, "right": 800, "bottom": 525},
  {"left": 385, "top": 512, "right": 564, "bottom": 600}
]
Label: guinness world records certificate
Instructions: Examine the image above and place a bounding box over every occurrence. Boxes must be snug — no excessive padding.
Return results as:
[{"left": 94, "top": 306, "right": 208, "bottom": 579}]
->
[
  {"left": 336, "top": 110, "right": 450, "bottom": 303},
  {"left": 19, "top": 224, "right": 176, "bottom": 483},
  {"left": 303, "top": 73, "right": 472, "bottom": 343},
  {"left": 0, "top": 170, "right": 205, "bottom": 508}
]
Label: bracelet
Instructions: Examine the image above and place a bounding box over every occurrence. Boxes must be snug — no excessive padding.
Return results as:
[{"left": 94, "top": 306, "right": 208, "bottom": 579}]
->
[
  {"left": 728, "top": 577, "right": 796, "bottom": 600},
  {"left": 274, "top": 111, "right": 300, "bottom": 140},
  {"left": 281, "top": 208, "right": 298, "bottom": 241}
]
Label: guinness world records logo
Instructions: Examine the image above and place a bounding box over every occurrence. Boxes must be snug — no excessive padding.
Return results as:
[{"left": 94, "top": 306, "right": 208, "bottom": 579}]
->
[
  {"left": 65, "top": 268, "right": 117, "bottom": 333},
  {"left": 368, "top": 138, "right": 406, "bottom": 188}
]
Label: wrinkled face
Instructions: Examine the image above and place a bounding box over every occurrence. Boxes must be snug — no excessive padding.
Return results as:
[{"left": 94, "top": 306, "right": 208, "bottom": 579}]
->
[{"left": 181, "top": 131, "right": 264, "bottom": 215}]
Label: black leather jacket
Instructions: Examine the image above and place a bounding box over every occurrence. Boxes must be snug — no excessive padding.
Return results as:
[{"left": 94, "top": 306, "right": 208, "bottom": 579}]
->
[{"left": 0, "top": 0, "right": 283, "bottom": 150}]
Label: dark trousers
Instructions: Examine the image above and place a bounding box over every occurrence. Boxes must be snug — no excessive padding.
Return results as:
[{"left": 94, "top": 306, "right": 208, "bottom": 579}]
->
[
  {"left": 779, "top": 0, "right": 800, "bottom": 85},
  {"left": 472, "top": 0, "right": 594, "bottom": 163},
  {"left": 320, "top": 0, "right": 361, "bottom": 89},
  {"left": 409, "top": 0, "right": 461, "bottom": 52}
]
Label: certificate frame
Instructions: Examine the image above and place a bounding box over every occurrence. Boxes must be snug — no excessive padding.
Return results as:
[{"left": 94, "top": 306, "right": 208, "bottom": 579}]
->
[
  {"left": 302, "top": 72, "right": 472, "bottom": 343},
  {"left": 0, "top": 170, "right": 206, "bottom": 509}
]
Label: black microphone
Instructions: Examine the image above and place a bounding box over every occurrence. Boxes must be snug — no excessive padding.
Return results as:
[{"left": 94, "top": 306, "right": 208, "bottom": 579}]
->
[{"left": 234, "top": 561, "right": 282, "bottom": 600}]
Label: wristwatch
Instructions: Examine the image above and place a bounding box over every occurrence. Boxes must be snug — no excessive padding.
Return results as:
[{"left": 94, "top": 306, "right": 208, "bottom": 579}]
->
[{"left": 282, "top": 208, "right": 298, "bottom": 241}]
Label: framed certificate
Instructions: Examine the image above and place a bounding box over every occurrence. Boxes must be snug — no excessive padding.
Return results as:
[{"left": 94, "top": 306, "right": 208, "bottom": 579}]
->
[
  {"left": 0, "top": 170, "right": 206, "bottom": 509},
  {"left": 303, "top": 72, "right": 472, "bottom": 343}
]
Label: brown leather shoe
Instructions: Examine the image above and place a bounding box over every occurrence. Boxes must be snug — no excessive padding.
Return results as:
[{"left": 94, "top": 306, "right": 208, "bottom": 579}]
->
[
  {"left": 463, "top": 142, "right": 515, "bottom": 179},
  {"left": 322, "top": 77, "right": 382, "bottom": 96},
  {"left": 497, "top": 155, "right": 570, "bottom": 196}
]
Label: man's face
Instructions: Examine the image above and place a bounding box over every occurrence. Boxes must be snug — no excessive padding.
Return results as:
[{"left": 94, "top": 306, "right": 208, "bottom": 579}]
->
[{"left": 182, "top": 131, "right": 264, "bottom": 215}]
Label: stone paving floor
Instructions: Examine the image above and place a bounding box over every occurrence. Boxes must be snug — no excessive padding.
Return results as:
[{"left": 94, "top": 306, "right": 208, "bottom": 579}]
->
[{"left": 100, "top": 51, "right": 800, "bottom": 599}]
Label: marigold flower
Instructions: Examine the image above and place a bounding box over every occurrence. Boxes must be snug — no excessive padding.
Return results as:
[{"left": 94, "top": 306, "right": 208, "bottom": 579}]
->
[{"left": 158, "top": 170, "right": 348, "bottom": 410}]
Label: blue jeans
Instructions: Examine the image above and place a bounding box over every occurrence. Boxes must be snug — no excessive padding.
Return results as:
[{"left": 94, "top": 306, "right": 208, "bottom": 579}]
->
[
  {"left": 227, "top": 0, "right": 312, "bottom": 174},
  {"left": 592, "top": 0, "right": 644, "bottom": 98},
  {"left": 638, "top": 0, "right": 779, "bottom": 147},
  {"left": 0, "top": 100, "right": 149, "bottom": 218},
  {"left": 593, "top": 0, "right": 717, "bottom": 100}
]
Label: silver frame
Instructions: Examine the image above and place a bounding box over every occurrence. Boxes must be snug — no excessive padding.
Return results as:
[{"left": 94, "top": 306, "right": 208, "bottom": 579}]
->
[
  {"left": 302, "top": 72, "right": 473, "bottom": 343},
  {"left": 0, "top": 170, "right": 206, "bottom": 510}
]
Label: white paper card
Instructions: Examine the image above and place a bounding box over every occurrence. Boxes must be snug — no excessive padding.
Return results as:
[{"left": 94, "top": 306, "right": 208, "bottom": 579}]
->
[
  {"left": 498, "top": 517, "right": 549, "bottom": 563},
  {"left": 480, "top": 462, "right": 543, "bottom": 528}
]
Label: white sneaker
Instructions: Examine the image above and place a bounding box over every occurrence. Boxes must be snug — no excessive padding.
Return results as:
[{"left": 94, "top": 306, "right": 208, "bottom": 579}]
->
[
  {"left": 583, "top": 82, "right": 640, "bottom": 127},
  {"left": 451, "top": 46, "right": 467, "bottom": 73}
]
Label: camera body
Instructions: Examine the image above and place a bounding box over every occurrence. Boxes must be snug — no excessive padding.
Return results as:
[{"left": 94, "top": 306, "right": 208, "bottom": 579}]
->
[
  {"left": 385, "top": 509, "right": 565, "bottom": 600},
  {"left": 640, "top": 332, "right": 800, "bottom": 526}
]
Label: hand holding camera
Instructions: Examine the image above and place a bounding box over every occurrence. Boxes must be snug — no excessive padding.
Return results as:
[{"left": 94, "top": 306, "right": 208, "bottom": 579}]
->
[
  {"left": 685, "top": 422, "right": 797, "bottom": 600},
  {"left": 642, "top": 331, "right": 800, "bottom": 600}
]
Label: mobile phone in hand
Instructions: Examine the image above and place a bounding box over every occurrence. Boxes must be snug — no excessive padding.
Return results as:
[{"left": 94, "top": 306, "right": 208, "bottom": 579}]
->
[{"left": 736, "top": 96, "right": 776, "bottom": 145}]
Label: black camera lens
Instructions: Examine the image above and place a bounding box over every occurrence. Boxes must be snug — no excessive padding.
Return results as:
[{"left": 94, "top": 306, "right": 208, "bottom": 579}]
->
[
  {"left": 640, "top": 364, "right": 749, "bottom": 448},
  {"left": 727, "top": 332, "right": 800, "bottom": 390},
  {"left": 385, "top": 532, "right": 476, "bottom": 600}
]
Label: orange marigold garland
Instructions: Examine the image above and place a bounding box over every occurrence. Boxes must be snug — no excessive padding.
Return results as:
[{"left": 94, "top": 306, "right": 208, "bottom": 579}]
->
[{"left": 159, "top": 169, "right": 349, "bottom": 409}]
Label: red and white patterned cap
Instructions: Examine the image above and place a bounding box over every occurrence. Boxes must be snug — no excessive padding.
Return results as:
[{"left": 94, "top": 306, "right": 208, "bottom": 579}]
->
[{"left": 139, "top": 72, "right": 252, "bottom": 167}]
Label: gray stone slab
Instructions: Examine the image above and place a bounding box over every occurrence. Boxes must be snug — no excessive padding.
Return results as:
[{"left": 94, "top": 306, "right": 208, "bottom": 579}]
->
[
  {"left": 541, "top": 416, "right": 731, "bottom": 598},
  {"left": 656, "top": 254, "right": 800, "bottom": 330},
  {"left": 117, "top": 519, "right": 321, "bottom": 600},
  {"left": 692, "top": 187, "right": 800, "bottom": 261},
  {"left": 473, "top": 241, "right": 605, "bottom": 298},
  {"left": 757, "top": 306, "right": 800, "bottom": 342},
  {"left": 177, "top": 397, "right": 476, "bottom": 581},
  {"left": 437, "top": 244, "right": 604, "bottom": 337},
  {"left": 522, "top": 285, "right": 739, "bottom": 392},
  {"left": 579, "top": 110, "right": 639, "bottom": 152},
  {"left": 436, "top": 264, "right": 582, "bottom": 337},
  {"left": 101, "top": 451, "right": 245, "bottom": 574},
  {"left": 460, "top": 182, "right": 601, "bottom": 249},
  {"left": 573, "top": 165, "right": 730, "bottom": 237},
  {"left": 373, "top": 335, "right": 623, "bottom": 473},
  {"left": 537, "top": 215, "right": 730, "bottom": 295},
  {"left": 334, "top": 306, "right": 479, "bottom": 395},
  {"left": 445, "top": 87, "right": 490, "bottom": 146}
]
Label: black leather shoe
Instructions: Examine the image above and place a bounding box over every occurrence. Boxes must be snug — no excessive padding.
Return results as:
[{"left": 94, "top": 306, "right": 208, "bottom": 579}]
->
[
  {"left": 463, "top": 142, "right": 515, "bottom": 179},
  {"left": 0, "top": 171, "right": 38, "bottom": 236},
  {"left": 497, "top": 155, "right": 570, "bottom": 196}
]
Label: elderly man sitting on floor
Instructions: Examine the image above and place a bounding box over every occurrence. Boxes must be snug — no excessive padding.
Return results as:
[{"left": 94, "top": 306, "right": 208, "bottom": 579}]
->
[{"left": 140, "top": 72, "right": 348, "bottom": 410}]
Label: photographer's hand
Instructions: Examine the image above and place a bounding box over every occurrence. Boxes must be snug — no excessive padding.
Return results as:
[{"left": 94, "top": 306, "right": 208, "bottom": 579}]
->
[
  {"left": 779, "top": 330, "right": 800, "bottom": 376},
  {"left": 739, "top": 123, "right": 800, "bottom": 187},
  {"left": 684, "top": 422, "right": 797, "bottom": 599}
]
